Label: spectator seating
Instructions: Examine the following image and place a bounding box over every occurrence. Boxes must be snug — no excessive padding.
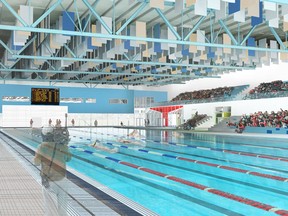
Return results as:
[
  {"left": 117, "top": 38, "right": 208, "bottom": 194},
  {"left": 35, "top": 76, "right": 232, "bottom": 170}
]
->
[
  {"left": 235, "top": 109, "right": 288, "bottom": 129},
  {"left": 243, "top": 80, "right": 288, "bottom": 100},
  {"left": 171, "top": 86, "right": 234, "bottom": 102},
  {"left": 170, "top": 85, "right": 249, "bottom": 105}
]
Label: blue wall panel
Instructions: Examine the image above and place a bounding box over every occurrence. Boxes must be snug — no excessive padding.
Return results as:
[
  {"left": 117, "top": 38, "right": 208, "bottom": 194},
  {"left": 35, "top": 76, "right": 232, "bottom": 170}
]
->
[
  {"left": 181, "top": 45, "right": 189, "bottom": 56},
  {"left": 245, "top": 126, "right": 288, "bottom": 135},
  {"left": 62, "top": 11, "right": 75, "bottom": 31},
  {"left": 228, "top": 0, "right": 240, "bottom": 15},
  {"left": 124, "top": 40, "right": 133, "bottom": 50},
  {"left": 59, "top": 87, "right": 134, "bottom": 113},
  {"left": 0, "top": 85, "right": 31, "bottom": 111},
  {"left": 153, "top": 24, "right": 162, "bottom": 53},
  {"left": 207, "top": 47, "right": 215, "bottom": 58},
  {"left": 87, "top": 37, "right": 97, "bottom": 49},
  {"left": 134, "top": 90, "right": 167, "bottom": 102},
  {"left": 0, "top": 84, "right": 167, "bottom": 113},
  {"left": 247, "top": 37, "right": 256, "bottom": 56}
]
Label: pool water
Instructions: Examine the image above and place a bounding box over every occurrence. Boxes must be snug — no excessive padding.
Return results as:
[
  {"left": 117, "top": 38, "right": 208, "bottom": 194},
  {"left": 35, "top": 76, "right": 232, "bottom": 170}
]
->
[{"left": 5, "top": 128, "right": 288, "bottom": 216}]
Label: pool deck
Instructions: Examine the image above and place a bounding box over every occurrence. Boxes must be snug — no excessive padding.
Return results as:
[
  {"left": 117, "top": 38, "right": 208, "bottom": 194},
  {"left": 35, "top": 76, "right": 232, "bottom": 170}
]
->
[
  {"left": 0, "top": 139, "right": 44, "bottom": 216},
  {"left": 3, "top": 125, "right": 288, "bottom": 139},
  {"left": 0, "top": 134, "right": 122, "bottom": 216},
  {"left": 0, "top": 131, "right": 158, "bottom": 216}
]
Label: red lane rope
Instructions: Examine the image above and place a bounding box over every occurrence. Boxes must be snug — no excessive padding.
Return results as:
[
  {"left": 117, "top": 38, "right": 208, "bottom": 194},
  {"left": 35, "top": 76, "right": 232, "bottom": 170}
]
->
[{"left": 118, "top": 160, "right": 288, "bottom": 215}]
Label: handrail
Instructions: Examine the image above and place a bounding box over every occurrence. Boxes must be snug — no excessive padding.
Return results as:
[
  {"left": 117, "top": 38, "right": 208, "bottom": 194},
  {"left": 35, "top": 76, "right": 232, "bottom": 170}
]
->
[{"left": 151, "top": 90, "right": 288, "bottom": 107}]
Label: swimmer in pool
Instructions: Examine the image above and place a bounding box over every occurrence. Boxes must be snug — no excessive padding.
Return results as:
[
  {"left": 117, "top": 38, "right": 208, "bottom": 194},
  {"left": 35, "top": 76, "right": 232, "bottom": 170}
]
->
[
  {"left": 127, "top": 129, "right": 145, "bottom": 139},
  {"left": 117, "top": 137, "right": 145, "bottom": 146},
  {"left": 128, "top": 129, "right": 140, "bottom": 138},
  {"left": 90, "top": 139, "right": 118, "bottom": 153}
]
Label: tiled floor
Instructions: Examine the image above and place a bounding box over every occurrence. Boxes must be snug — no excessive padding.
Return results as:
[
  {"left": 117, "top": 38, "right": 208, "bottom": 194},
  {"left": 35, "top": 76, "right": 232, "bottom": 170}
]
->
[
  {"left": 0, "top": 132, "right": 154, "bottom": 216},
  {"left": 0, "top": 141, "right": 44, "bottom": 216},
  {"left": 0, "top": 138, "right": 121, "bottom": 216}
]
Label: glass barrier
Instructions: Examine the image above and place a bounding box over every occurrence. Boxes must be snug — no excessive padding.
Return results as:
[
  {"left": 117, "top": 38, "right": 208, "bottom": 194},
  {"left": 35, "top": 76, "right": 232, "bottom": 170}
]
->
[
  {"left": 151, "top": 90, "right": 288, "bottom": 107},
  {"left": 242, "top": 91, "right": 288, "bottom": 100}
]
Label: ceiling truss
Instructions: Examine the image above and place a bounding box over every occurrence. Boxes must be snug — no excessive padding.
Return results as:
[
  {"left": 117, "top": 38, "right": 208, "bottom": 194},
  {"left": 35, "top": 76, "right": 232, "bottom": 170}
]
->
[{"left": 0, "top": 0, "right": 287, "bottom": 87}]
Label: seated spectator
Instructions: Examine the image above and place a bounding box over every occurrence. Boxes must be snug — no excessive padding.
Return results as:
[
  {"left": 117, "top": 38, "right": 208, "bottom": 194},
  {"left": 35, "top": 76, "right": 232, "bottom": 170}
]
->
[
  {"left": 226, "top": 121, "right": 236, "bottom": 127},
  {"left": 245, "top": 80, "right": 288, "bottom": 100},
  {"left": 235, "top": 121, "right": 245, "bottom": 133},
  {"left": 171, "top": 86, "right": 235, "bottom": 103},
  {"left": 236, "top": 109, "right": 288, "bottom": 129}
]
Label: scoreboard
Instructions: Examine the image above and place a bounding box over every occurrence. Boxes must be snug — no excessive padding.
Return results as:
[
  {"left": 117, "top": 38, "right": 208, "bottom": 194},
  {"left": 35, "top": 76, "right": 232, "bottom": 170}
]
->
[{"left": 31, "top": 88, "right": 60, "bottom": 105}]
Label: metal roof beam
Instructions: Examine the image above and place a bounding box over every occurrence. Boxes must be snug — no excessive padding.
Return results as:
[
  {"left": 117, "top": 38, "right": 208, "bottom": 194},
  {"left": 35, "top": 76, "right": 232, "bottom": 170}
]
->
[
  {"left": 73, "top": 0, "right": 83, "bottom": 32},
  {"left": 82, "top": 0, "right": 112, "bottom": 35},
  {"left": 184, "top": 16, "right": 206, "bottom": 41},
  {"left": 270, "top": 27, "right": 286, "bottom": 50},
  {"left": 80, "top": 0, "right": 100, "bottom": 19},
  {"left": 0, "top": 62, "right": 7, "bottom": 69},
  {"left": 12, "top": 54, "right": 254, "bottom": 70},
  {"left": 261, "top": 0, "right": 288, "bottom": 4},
  {"left": 16, "top": 35, "right": 37, "bottom": 55},
  {"left": 64, "top": 44, "right": 77, "bottom": 58},
  {"left": 240, "top": 25, "right": 257, "bottom": 46},
  {"left": 45, "top": 60, "right": 56, "bottom": 70},
  {"left": 31, "top": 0, "right": 62, "bottom": 28},
  {"left": 0, "top": 0, "right": 28, "bottom": 27},
  {"left": 219, "top": 19, "right": 238, "bottom": 45},
  {"left": 0, "top": 67, "right": 222, "bottom": 78},
  {"left": 123, "top": 53, "right": 131, "bottom": 60},
  {"left": 116, "top": 2, "right": 147, "bottom": 35},
  {"left": 155, "top": 8, "right": 181, "bottom": 40},
  {"left": 0, "top": 24, "right": 285, "bottom": 54},
  {"left": 0, "top": 39, "right": 14, "bottom": 55},
  {"left": 136, "top": 0, "right": 175, "bottom": 7},
  {"left": 0, "top": 77, "right": 158, "bottom": 85}
]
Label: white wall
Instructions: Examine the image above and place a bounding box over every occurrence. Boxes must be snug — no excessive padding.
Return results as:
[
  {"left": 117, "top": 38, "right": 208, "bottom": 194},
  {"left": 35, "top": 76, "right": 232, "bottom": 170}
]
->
[
  {"left": 131, "top": 61, "right": 288, "bottom": 101},
  {"left": 182, "top": 97, "right": 288, "bottom": 124},
  {"left": 59, "top": 113, "right": 136, "bottom": 127},
  {"left": 1, "top": 106, "right": 136, "bottom": 128},
  {"left": 2, "top": 105, "right": 68, "bottom": 127}
]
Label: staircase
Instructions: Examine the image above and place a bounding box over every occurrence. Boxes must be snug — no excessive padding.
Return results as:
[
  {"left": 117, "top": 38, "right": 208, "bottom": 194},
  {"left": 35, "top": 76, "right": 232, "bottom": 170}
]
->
[
  {"left": 209, "top": 116, "right": 241, "bottom": 133},
  {"left": 229, "top": 85, "right": 250, "bottom": 101},
  {"left": 195, "top": 116, "right": 212, "bottom": 127},
  {"left": 195, "top": 116, "right": 214, "bottom": 130}
]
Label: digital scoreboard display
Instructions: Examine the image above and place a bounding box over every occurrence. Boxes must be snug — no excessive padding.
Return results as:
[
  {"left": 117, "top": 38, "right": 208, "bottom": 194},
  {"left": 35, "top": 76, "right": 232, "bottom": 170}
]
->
[{"left": 31, "top": 88, "right": 60, "bottom": 105}]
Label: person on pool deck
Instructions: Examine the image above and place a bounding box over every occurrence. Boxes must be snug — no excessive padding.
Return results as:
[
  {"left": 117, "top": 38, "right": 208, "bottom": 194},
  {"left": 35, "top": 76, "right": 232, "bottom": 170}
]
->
[
  {"left": 71, "top": 119, "right": 75, "bottom": 126},
  {"left": 30, "top": 118, "right": 34, "bottom": 127},
  {"left": 34, "top": 125, "right": 71, "bottom": 216}
]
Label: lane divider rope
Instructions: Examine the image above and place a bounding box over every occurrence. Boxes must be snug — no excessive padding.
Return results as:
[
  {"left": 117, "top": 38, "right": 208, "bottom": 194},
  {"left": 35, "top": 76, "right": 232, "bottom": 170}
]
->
[
  {"left": 69, "top": 144, "right": 288, "bottom": 215},
  {"left": 103, "top": 142, "right": 288, "bottom": 182}
]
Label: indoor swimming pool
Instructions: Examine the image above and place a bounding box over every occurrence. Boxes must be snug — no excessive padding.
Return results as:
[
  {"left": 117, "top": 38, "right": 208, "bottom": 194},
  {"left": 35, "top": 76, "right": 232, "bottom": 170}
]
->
[{"left": 3, "top": 127, "right": 288, "bottom": 216}]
